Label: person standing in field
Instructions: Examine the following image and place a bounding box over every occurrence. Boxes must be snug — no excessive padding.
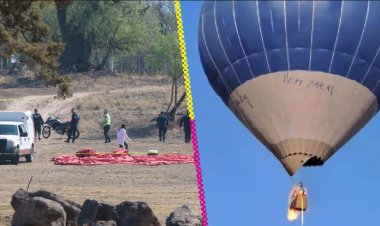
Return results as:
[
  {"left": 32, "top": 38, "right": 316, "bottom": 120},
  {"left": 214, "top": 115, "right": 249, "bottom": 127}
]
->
[
  {"left": 117, "top": 124, "right": 131, "bottom": 149},
  {"left": 102, "top": 109, "right": 111, "bottom": 143},
  {"left": 32, "top": 108, "right": 44, "bottom": 141},
  {"left": 180, "top": 111, "right": 191, "bottom": 143},
  {"left": 65, "top": 108, "right": 80, "bottom": 143},
  {"left": 156, "top": 111, "right": 169, "bottom": 142}
]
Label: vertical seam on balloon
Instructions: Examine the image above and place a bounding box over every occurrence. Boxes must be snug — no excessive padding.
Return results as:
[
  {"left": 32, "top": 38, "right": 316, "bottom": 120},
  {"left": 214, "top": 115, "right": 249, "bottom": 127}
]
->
[
  {"left": 201, "top": 5, "right": 253, "bottom": 131},
  {"left": 346, "top": 0, "right": 370, "bottom": 78},
  {"left": 256, "top": 0, "right": 272, "bottom": 73},
  {"left": 372, "top": 81, "right": 380, "bottom": 92},
  {"left": 213, "top": 1, "right": 242, "bottom": 85},
  {"left": 328, "top": 1, "right": 344, "bottom": 73},
  {"left": 308, "top": 1, "right": 315, "bottom": 70},
  {"left": 232, "top": 0, "right": 255, "bottom": 78},
  {"left": 284, "top": 0, "right": 291, "bottom": 71},
  {"left": 269, "top": 10, "right": 274, "bottom": 33},
  {"left": 362, "top": 46, "right": 380, "bottom": 85},
  {"left": 297, "top": 1, "right": 301, "bottom": 31},
  {"left": 174, "top": 2, "right": 208, "bottom": 225}
]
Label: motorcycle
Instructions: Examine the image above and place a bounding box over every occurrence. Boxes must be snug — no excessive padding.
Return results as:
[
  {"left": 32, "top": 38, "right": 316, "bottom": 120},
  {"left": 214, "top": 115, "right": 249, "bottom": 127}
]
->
[{"left": 42, "top": 114, "right": 80, "bottom": 139}]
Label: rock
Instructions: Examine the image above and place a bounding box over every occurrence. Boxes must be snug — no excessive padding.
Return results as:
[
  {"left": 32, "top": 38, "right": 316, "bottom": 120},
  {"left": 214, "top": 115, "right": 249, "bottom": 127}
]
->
[
  {"left": 30, "top": 190, "right": 81, "bottom": 226},
  {"left": 11, "top": 188, "right": 30, "bottom": 211},
  {"left": 166, "top": 205, "right": 202, "bottom": 226},
  {"left": 97, "top": 202, "right": 117, "bottom": 221},
  {"left": 77, "top": 200, "right": 117, "bottom": 225},
  {"left": 116, "top": 201, "right": 160, "bottom": 226},
  {"left": 77, "top": 199, "right": 100, "bottom": 225},
  {"left": 12, "top": 197, "right": 66, "bottom": 226},
  {"left": 91, "top": 221, "right": 116, "bottom": 226}
]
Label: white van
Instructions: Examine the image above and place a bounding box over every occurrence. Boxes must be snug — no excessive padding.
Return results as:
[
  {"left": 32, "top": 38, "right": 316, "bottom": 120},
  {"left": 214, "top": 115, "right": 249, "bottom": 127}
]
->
[{"left": 0, "top": 111, "right": 35, "bottom": 164}]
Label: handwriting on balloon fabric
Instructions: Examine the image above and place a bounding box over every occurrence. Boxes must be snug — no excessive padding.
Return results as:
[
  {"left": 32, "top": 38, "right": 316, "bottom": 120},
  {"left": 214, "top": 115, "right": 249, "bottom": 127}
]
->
[
  {"left": 282, "top": 73, "right": 334, "bottom": 96},
  {"left": 235, "top": 93, "right": 254, "bottom": 108}
]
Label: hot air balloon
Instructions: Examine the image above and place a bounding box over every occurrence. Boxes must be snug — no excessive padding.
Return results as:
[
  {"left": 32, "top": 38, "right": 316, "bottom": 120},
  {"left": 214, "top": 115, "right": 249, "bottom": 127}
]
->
[{"left": 199, "top": 1, "right": 380, "bottom": 176}]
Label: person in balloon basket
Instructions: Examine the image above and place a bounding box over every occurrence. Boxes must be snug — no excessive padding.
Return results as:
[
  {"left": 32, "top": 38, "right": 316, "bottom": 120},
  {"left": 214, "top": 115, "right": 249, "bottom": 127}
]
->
[
  {"left": 289, "top": 182, "right": 308, "bottom": 211},
  {"left": 117, "top": 124, "right": 131, "bottom": 149},
  {"left": 65, "top": 108, "right": 80, "bottom": 143},
  {"left": 32, "top": 108, "right": 44, "bottom": 141},
  {"left": 179, "top": 111, "right": 191, "bottom": 143},
  {"left": 156, "top": 111, "right": 169, "bottom": 142},
  {"left": 102, "top": 109, "right": 111, "bottom": 143}
]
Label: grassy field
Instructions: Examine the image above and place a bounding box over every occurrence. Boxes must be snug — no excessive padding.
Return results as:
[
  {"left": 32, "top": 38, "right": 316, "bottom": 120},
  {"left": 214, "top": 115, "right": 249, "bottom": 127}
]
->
[{"left": 0, "top": 73, "right": 199, "bottom": 225}]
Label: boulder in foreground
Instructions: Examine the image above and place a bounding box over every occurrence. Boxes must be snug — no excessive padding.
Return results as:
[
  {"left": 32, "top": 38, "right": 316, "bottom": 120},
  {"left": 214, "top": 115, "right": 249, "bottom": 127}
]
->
[
  {"left": 116, "top": 201, "right": 161, "bottom": 226},
  {"left": 11, "top": 188, "right": 30, "bottom": 211},
  {"left": 77, "top": 199, "right": 117, "bottom": 225},
  {"left": 166, "top": 205, "right": 202, "bottom": 226},
  {"left": 30, "top": 190, "right": 81, "bottom": 226},
  {"left": 12, "top": 197, "right": 66, "bottom": 226}
]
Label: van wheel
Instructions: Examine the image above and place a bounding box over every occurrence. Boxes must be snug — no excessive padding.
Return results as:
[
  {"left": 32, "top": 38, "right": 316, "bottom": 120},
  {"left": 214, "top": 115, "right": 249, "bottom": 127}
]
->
[
  {"left": 25, "top": 145, "right": 34, "bottom": 163},
  {"left": 11, "top": 148, "right": 20, "bottom": 165}
]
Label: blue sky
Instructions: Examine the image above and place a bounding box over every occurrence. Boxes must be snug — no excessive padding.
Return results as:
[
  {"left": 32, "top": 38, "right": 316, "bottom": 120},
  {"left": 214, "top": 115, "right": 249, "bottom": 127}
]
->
[{"left": 181, "top": 1, "right": 380, "bottom": 226}]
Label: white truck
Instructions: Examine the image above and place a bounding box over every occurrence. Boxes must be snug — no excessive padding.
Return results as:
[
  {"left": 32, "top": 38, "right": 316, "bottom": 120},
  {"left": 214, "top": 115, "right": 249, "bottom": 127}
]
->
[{"left": 0, "top": 111, "right": 35, "bottom": 164}]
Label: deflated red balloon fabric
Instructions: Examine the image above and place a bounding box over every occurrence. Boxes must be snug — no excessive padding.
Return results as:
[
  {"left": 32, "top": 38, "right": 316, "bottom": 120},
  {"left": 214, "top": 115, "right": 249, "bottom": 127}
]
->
[{"left": 52, "top": 148, "right": 194, "bottom": 166}]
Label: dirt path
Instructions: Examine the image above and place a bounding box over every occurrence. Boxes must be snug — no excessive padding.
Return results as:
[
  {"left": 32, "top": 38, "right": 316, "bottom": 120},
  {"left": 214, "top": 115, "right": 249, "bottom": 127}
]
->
[{"left": 5, "top": 91, "right": 98, "bottom": 115}]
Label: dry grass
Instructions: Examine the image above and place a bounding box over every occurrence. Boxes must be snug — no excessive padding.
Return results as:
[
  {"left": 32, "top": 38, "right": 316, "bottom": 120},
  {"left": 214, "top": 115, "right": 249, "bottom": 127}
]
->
[
  {"left": 0, "top": 76, "right": 15, "bottom": 85},
  {"left": 76, "top": 86, "right": 172, "bottom": 136}
]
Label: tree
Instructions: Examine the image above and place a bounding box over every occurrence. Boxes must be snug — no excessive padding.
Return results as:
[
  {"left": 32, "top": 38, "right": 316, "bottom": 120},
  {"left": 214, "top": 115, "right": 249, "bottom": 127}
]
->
[
  {"left": 50, "top": 1, "right": 160, "bottom": 73},
  {"left": 143, "top": 1, "right": 185, "bottom": 120},
  {"left": 54, "top": 0, "right": 95, "bottom": 72},
  {"left": 153, "top": 0, "right": 177, "bottom": 35},
  {"left": 0, "top": 0, "right": 70, "bottom": 97},
  {"left": 147, "top": 31, "right": 184, "bottom": 120}
]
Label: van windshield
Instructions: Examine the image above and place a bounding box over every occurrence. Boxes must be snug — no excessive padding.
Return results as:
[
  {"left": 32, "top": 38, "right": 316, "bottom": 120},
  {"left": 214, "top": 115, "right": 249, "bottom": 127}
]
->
[{"left": 0, "top": 125, "right": 18, "bottom": 135}]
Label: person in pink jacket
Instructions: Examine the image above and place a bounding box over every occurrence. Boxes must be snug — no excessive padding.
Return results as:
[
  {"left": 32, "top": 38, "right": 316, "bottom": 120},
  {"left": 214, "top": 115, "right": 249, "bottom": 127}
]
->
[{"left": 117, "top": 124, "right": 131, "bottom": 149}]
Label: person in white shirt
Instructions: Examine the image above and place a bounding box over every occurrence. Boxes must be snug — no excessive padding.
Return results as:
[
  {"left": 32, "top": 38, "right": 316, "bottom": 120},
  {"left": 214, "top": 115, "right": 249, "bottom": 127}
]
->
[{"left": 117, "top": 124, "right": 131, "bottom": 149}]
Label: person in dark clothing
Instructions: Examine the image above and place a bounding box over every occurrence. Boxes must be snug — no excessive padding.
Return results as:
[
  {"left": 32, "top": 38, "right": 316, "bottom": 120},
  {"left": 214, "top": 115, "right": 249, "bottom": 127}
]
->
[
  {"left": 180, "top": 111, "right": 191, "bottom": 143},
  {"left": 156, "top": 111, "right": 169, "bottom": 142},
  {"left": 32, "top": 109, "right": 44, "bottom": 141},
  {"left": 65, "top": 108, "right": 80, "bottom": 143}
]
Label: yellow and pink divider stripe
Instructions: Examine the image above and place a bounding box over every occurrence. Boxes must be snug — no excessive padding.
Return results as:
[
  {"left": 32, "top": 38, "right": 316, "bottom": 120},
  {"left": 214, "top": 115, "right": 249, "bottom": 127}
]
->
[{"left": 174, "top": 1, "right": 208, "bottom": 225}]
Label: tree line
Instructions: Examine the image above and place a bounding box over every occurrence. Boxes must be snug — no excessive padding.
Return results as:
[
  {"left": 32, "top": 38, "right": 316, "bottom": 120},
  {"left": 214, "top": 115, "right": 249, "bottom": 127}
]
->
[{"left": 0, "top": 0, "right": 184, "bottom": 116}]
